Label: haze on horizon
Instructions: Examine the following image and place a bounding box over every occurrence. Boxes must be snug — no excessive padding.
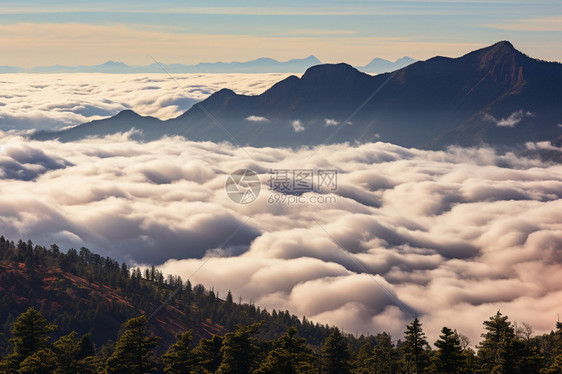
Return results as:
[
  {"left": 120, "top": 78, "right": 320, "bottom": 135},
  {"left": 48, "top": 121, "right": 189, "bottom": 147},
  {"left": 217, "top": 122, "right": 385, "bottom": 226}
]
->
[{"left": 0, "top": 0, "right": 561, "bottom": 68}]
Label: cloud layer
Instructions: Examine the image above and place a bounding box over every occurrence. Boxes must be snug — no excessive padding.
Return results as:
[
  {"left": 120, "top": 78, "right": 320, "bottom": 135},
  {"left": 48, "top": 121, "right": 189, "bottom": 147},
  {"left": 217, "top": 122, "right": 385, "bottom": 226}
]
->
[
  {"left": 0, "top": 73, "right": 290, "bottom": 132},
  {"left": 0, "top": 131, "right": 560, "bottom": 345}
]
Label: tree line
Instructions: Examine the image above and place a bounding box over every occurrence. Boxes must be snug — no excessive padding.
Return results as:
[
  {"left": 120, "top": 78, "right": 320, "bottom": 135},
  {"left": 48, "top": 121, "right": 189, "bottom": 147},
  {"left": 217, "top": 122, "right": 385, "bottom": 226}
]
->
[{"left": 1, "top": 307, "right": 561, "bottom": 373}]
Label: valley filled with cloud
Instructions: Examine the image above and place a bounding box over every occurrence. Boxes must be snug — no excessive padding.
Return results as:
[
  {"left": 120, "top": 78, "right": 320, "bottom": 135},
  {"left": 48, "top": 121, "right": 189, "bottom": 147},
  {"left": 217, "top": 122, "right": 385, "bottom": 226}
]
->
[
  {"left": 0, "top": 126, "right": 560, "bottom": 345},
  {"left": 0, "top": 73, "right": 290, "bottom": 132}
]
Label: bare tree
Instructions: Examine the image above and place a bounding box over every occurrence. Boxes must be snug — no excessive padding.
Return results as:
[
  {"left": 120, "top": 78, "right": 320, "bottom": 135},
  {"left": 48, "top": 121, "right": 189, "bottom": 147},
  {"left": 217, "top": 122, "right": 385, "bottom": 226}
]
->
[
  {"left": 457, "top": 331, "right": 471, "bottom": 350},
  {"left": 520, "top": 322, "right": 534, "bottom": 342}
]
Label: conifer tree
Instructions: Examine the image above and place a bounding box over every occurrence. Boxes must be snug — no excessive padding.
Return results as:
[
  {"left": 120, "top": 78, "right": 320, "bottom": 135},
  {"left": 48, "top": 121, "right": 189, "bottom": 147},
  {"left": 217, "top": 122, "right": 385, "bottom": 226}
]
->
[
  {"left": 104, "top": 315, "right": 160, "bottom": 374},
  {"left": 321, "top": 328, "right": 351, "bottom": 374},
  {"left": 194, "top": 334, "right": 223, "bottom": 373},
  {"left": 9, "top": 307, "right": 56, "bottom": 358},
  {"left": 373, "top": 332, "right": 398, "bottom": 374},
  {"left": 226, "top": 290, "right": 234, "bottom": 305},
  {"left": 402, "top": 317, "right": 430, "bottom": 374},
  {"left": 217, "top": 322, "right": 262, "bottom": 374},
  {"left": 7, "top": 307, "right": 56, "bottom": 369},
  {"left": 162, "top": 331, "right": 197, "bottom": 374},
  {"left": 433, "top": 327, "right": 464, "bottom": 373},
  {"left": 477, "top": 311, "right": 518, "bottom": 374},
  {"left": 255, "top": 327, "right": 315, "bottom": 374},
  {"left": 353, "top": 342, "right": 374, "bottom": 374},
  {"left": 17, "top": 348, "right": 57, "bottom": 374},
  {"left": 52, "top": 332, "right": 81, "bottom": 374}
]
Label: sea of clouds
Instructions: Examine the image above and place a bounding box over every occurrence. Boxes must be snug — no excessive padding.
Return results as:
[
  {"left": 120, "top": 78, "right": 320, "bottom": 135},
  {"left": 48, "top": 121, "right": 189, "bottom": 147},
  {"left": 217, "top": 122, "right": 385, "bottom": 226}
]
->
[
  {"left": 0, "top": 128, "right": 560, "bottom": 345},
  {"left": 0, "top": 73, "right": 290, "bottom": 132}
]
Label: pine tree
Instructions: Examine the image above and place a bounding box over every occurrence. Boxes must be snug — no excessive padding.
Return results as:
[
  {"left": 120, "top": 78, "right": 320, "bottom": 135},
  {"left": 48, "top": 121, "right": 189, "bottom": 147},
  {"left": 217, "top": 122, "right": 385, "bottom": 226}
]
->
[
  {"left": 17, "top": 348, "right": 57, "bottom": 374},
  {"left": 321, "top": 328, "right": 351, "bottom": 374},
  {"left": 161, "top": 331, "right": 197, "bottom": 374},
  {"left": 52, "top": 331, "right": 81, "bottom": 374},
  {"left": 226, "top": 290, "right": 234, "bottom": 305},
  {"left": 77, "top": 333, "right": 96, "bottom": 359},
  {"left": 217, "top": 322, "right": 262, "bottom": 374},
  {"left": 477, "top": 311, "right": 518, "bottom": 374},
  {"left": 353, "top": 342, "right": 374, "bottom": 374},
  {"left": 402, "top": 317, "right": 430, "bottom": 374},
  {"left": 7, "top": 307, "right": 56, "bottom": 367},
  {"left": 433, "top": 327, "right": 464, "bottom": 373},
  {"left": 104, "top": 315, "right": 160, "bottom": 374},
  {"left": 373, "top": 332, "right": 397, "bottom": 374},
  {"left": 194, "top": 334, "right": 223, "bottom": 373},
  {"left": 255, "top": 327, "right": 316, "bottom": 374}
]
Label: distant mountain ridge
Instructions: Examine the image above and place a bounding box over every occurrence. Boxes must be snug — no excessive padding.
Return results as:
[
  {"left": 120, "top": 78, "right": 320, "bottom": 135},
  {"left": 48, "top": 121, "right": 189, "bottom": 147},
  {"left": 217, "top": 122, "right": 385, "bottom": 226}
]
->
[
  {"left": 4, "top": 55, "right": 416, "bottom": 74},
  {"left": 357, "top": 56, "right": 416, "bottom": 74},
  {"left": 32, "top": 41, "right": 562, "bottom": 151},
  {"left": 0, "top": 66, "right": 23, "bottom": 73},
  {"left": 28, "top": 56, "right": 322, "bottom": 74}
]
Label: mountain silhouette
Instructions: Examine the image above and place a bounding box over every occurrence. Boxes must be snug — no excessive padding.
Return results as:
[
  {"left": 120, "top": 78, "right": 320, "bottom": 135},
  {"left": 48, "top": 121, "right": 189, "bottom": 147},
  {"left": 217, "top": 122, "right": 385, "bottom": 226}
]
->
[
  {"left": 28, "top": 56, "right": 322, "bottom": 74},
  {"left": 33, "top": 41, "right": 562, "bottom": 150},
  {"left": 356, "top": 56, "right": 416, "bottom": 74}
]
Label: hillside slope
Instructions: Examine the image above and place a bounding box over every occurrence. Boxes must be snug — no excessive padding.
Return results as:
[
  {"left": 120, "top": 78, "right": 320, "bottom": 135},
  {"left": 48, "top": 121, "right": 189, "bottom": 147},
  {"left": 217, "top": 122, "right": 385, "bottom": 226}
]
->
[{"left": 0, "top": 236, "right": 335, "bottom": 354}]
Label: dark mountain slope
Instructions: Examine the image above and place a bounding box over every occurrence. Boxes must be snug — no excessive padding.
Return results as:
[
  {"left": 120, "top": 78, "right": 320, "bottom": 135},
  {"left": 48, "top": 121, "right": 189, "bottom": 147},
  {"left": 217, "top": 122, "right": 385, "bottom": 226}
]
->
[{"left": 32, "top": 41, "right": 562, "bottom": 149}]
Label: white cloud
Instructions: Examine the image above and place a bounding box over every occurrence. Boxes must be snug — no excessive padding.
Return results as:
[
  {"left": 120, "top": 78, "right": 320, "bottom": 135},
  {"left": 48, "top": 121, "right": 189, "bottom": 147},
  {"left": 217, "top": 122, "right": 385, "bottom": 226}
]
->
[
  {"left": 0, "top": 132, "right": 560, "bottom": 346},
  {"left": 0, "top": 73, "right": 290, "bottom": 132},
  {"left": 292, "top": 119, "right": 305, "bottom": 132},
  {"left": 484, "top": 110, "right": 534, "bottom": 128},
  {"left": 246, "top": 115, "right": 270, "bottom": 123},
  {"left": 324, "top": 118, "right": 340, "bottom": 126}
]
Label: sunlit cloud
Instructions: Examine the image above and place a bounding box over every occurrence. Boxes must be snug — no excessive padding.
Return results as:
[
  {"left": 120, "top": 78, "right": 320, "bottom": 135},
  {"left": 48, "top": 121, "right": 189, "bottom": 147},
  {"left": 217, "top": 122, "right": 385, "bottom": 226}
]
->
[
  {"left": 0, "top": 73, "right": 289, "bottom": 131},
  {"left": 0, "top": 131, "right": 560, "bottom": 345}
]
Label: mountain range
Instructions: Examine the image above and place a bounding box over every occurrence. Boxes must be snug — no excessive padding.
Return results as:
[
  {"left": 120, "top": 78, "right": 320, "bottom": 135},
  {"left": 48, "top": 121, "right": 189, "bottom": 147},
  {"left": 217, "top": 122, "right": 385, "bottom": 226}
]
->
[
  {"left": 5, "top": 56, "right": 415, "bottom": 74},
  {"left": 28, "top": 56, "right": 323, "bottom": 74},
  {"left": 32, "top": 41, "right": 562, "bottom": 150},
  {"left": 0, "top": 66, "right": 23, "bottom": 73}
]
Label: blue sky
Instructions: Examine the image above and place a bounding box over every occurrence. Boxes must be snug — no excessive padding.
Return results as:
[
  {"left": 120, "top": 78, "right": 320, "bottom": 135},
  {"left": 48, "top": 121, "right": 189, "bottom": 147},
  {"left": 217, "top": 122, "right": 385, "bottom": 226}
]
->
[{"left": 1, "top": 0, "right": 561, "bottom": 67}]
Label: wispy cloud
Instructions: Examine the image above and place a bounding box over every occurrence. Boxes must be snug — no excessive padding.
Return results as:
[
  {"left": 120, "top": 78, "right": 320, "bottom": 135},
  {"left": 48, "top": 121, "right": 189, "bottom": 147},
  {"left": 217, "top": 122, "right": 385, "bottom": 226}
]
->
[
  {"left": 484, "top": 15, "right": 562, "bottom": 32},
  {"left": 324, "top": 118, "right": 340, "bottom": 126},
  {"left": 246, "top": 115, "right": 270, "bottom": 123},
  {"left": 484, "top": 110, "right": 534, "bottom": 128},
  {"left": 281, "top": 29, "right": 357, "bottom": 36}
]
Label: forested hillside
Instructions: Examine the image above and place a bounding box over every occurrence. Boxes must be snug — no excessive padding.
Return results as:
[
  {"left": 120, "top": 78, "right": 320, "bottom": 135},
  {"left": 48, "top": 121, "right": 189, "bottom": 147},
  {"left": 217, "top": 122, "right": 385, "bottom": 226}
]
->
[
  {"left": 0, "top": 236, "right": 335, "bottom": 353},
  {"left": 1, "top": 236, "right": 561, "bottom": 373}
]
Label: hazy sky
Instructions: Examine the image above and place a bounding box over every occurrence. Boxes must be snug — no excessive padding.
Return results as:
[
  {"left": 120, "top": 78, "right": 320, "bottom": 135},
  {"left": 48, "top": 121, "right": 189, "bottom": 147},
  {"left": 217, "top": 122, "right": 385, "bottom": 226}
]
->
[{"left": 1, "top": 0, "right": 561, "bottom": 68}]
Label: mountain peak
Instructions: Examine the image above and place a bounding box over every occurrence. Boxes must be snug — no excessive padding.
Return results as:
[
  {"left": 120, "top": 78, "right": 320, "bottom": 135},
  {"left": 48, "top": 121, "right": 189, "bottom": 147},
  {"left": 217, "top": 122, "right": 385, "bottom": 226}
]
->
[
  {"left": 114, "top": 109, "right": 140, "bottom": 119},
  {"left": 100, "top": 61, "right": 128, "bottom": 67},
  {"left": 476, "top": 41, "right": 520, "bottom": 60},
  {"left": 215, "top": 88, "right": 236, "bottom": 96},
  {"left": 492, "top": 40, "right": 515, "bottom": 50},
  {"left": 301, "top": 63, "right": 362, "bottom": 82},
  {"left": 304, "top": 55, "right": 321, "bottom": 62}
]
